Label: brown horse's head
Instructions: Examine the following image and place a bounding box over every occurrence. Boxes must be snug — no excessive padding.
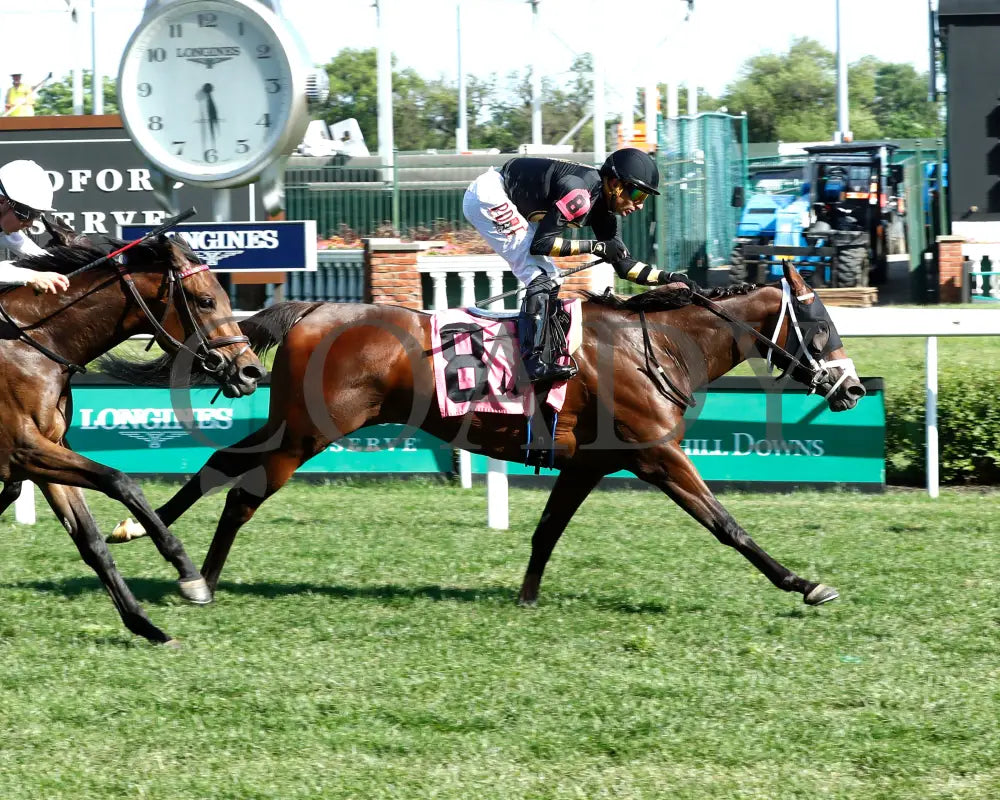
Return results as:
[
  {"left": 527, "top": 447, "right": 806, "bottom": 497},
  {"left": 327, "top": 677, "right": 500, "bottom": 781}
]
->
[
  {"left": 111, "top": 233, "right": 266, "bottom": 398},
  {"left": 764, "top": 264, "right": 866, "bottom": 412}
]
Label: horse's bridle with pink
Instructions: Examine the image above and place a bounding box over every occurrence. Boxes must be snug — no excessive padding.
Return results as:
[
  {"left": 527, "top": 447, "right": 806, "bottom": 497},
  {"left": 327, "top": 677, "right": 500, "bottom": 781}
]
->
[{"left": 115, "top": 254, "right": 250, "bottom": 378}]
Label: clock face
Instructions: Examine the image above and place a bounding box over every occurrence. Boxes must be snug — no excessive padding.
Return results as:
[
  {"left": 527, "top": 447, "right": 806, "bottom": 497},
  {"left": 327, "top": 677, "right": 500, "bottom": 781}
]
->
[{"left": 119, "top": 0, "right": 303, "bottom": 185}]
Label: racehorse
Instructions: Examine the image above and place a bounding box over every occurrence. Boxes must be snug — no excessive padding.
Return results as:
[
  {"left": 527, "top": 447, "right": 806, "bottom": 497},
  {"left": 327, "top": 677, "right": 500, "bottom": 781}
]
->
[
  {"left": 128, "top": 263, "right": 865, "bottom": 609},
  {"left": 0, "top": 218, "right": 265, "bottom": 644}
]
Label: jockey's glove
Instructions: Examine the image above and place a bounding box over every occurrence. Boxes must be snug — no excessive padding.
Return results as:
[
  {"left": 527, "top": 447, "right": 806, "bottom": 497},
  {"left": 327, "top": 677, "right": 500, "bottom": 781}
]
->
[{"left": 591, "top": 237, "right": 630, "bottom": 266}]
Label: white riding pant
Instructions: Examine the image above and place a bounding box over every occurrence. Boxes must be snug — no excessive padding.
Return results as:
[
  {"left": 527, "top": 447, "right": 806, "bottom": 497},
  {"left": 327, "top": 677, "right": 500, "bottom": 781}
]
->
[{"left": 462, "top": 167, "right": 558, "bottom": 286}]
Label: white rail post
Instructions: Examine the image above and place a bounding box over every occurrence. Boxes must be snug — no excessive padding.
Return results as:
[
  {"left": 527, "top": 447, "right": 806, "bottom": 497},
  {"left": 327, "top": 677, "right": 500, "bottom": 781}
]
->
[
  {"left": 15, "top": 481, "right": 36, "bottom": 525},
  {"left": 926, "top": 336, "right": 939, "bottom": 498},
  {"left": 484, "top": 265, "right": 511, "bottom": 529}
]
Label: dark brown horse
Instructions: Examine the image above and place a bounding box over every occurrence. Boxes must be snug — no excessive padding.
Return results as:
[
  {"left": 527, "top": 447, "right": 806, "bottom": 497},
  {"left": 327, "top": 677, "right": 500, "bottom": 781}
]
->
[
  {"left": 136, "top": 263, "right": 865, "bottom": 608},
  {"left": 0, "top": 219, "right": 264, "bottom": 643}
]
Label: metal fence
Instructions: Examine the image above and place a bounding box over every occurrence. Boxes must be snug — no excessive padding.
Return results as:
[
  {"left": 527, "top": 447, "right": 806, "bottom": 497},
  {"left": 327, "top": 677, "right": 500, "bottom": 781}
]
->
[
  {"left": 279, "top": 249, "right": 365, "bottom": 304},
  {"left": 655, "top": 113, "right": 747, "bottom": 279}
]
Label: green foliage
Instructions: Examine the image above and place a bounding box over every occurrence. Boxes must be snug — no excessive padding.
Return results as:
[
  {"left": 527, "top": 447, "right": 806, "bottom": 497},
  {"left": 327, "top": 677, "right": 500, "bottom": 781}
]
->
[
  {"left": 721, "top": 37, "right": 943, "bottom": 143},
  {"left": 34, "top": 72, "right": 118, "bottom": 116}
]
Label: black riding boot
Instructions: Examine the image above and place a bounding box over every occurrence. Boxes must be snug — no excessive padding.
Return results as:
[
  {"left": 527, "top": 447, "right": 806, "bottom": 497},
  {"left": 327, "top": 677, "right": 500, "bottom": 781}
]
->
[{"left": 517, "top": 276, "right": 577, "bottom": 385}]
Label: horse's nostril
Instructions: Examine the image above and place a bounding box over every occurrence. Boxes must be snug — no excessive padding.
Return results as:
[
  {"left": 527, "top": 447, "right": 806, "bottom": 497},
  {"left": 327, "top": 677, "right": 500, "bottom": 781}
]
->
[
  {"left": 847, "top": 383, "right": 866, "bottom": 399},
  {"left": 239, "top": 363, "right": 266, "bottom": 383}
]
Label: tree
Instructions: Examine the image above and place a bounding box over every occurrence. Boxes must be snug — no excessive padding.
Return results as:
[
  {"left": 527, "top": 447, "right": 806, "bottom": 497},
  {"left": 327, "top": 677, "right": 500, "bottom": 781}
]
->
[
  {"left": 34, "top": 72, "right": 118, "bottom": 116},
  {"left": 722, "top": 38, "right": 836, "bottom": 142},
  {"left": 720, "top": 37, "right": 942, "bottom": 143}
]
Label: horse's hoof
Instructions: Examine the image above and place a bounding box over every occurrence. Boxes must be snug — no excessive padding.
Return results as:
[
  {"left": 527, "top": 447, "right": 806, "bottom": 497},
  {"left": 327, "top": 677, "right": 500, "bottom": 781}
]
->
[
  {"left": 106, "top": 517, "right": 148, "bottom": 543},
  {"left": 163, "top": 638, "right": 183, "bottom": 649},
  {"left": 178, "top": 577, "right": 213, "bottom": 605},
  {"left": 804, "top": 584, "right": 839, "bottom": 606}
]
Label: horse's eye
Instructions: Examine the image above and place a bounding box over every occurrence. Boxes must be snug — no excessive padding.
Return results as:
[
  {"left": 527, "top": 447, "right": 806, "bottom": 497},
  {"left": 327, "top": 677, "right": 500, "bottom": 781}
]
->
[{"left": 197, "top": 295, "right": 215, "bottom": 311}]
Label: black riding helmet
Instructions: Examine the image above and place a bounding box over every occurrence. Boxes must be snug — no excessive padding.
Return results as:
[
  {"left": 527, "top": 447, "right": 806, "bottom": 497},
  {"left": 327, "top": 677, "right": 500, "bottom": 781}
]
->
[{"left": 599, "top": 147, "right": 660, "bottom": 196}]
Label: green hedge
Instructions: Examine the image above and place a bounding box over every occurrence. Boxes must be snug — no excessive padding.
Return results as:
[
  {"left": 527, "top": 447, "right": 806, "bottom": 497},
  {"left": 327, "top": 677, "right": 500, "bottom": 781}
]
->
[{"left": 886, "top": 372, "right": 1000, "bottom": 485}]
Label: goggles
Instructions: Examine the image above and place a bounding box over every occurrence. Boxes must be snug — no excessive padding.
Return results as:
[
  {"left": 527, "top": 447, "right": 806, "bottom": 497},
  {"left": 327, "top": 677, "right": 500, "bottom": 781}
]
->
[
  {"left": 622, "top": 183, "right": 649, "bottom": 204},
  {"left": 4, "top": 197, "right": 40, "bottom": 223}
]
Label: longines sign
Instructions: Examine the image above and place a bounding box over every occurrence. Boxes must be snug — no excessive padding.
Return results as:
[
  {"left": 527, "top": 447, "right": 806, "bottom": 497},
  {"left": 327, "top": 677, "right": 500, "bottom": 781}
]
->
[
  {"left": 67, "top": 379, "right": 885, "bottom": 488},
  {"left": 119, "top": 221, "right": 317, "bottom": 272}
]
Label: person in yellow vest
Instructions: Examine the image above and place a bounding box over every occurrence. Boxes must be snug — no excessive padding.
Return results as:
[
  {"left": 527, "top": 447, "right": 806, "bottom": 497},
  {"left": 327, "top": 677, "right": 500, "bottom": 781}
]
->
[{"left": 5, "top": 73, "right": 35, "bottom": 117}]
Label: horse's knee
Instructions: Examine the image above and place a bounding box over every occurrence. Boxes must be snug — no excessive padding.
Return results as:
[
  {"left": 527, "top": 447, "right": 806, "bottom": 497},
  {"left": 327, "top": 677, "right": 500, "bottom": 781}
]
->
[{"left": 221, "top": 487, "right": 264, "bottom": 526}]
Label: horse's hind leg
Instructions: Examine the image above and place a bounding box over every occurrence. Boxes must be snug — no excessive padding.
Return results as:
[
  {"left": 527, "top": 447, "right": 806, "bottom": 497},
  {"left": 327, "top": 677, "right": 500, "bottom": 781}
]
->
[
  {"left": 634, "top": 443, "right": 837, "bottom": 605},
  {"left": 518, "top": 466, "right": 603, "bottom": 606},
  {"left": 37, "top": 482, "right": 173, "bottom": 644},
  {"left": 0, "top": 481, "right": 23, "bottom": 517}
]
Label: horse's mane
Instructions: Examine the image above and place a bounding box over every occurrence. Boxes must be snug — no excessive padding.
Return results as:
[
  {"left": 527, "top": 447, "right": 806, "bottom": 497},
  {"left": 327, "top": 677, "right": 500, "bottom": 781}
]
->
[
  {"left": 14, "top": 234, "right": 191, "bottom": 276},
  {"left": 582, "top": 281, "right": 760, "bottom": 311}
]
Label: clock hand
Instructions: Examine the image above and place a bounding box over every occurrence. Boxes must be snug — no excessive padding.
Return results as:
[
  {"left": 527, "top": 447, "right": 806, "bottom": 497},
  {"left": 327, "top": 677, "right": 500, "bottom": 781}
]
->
[{"left": 202, "top": 82, "right": 219, "bottom": 146}]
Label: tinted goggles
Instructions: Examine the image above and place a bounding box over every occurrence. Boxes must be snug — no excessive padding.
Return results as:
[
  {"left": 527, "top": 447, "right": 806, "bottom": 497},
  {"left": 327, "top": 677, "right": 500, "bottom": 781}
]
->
[
  {"left": 5, "top": 198, "right": 40, "bottom": 223},
  {"left": 622, "top": 183, "right": 649, "bottom": 204}
]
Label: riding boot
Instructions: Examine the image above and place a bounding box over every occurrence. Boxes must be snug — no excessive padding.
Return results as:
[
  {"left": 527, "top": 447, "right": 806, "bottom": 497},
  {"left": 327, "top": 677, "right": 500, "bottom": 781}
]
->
[{"left": 517, "top": 276, "right": 577, "bottom": 385}]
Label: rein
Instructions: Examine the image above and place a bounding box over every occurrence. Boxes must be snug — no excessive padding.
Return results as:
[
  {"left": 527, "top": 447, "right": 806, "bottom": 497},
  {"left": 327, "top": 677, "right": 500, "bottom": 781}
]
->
[
  {"left": 637, "top": 309, "right": 696, "bottom": 409},
  {"left": 0, "top": 248, "right": 248, "bottom": 378},
  {"left": 690, "top": 280, "right": 857, "bottom": 397}
]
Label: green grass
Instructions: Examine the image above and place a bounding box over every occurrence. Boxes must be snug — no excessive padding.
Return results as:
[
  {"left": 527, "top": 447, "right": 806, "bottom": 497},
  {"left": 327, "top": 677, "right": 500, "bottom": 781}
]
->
[{"left": 2, "top": 480, "right": 999, "bottom": 799}]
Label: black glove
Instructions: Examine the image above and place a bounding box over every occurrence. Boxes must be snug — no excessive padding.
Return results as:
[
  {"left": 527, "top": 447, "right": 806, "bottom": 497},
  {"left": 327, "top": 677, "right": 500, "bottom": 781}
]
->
[
  {"left": 658, "top": 271, "right": 702, "bottom": 292},
  {"left": 592, "top": 237, "right": 630, "bottom": 265}
]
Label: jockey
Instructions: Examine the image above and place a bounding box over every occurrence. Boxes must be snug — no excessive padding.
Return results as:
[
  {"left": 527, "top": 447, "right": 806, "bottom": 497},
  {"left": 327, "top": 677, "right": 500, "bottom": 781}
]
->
[
  {"left": 463, "top": 147, "right": 698, "bottom": 384},
  {"left": 0, "top": 159, "right": 70, "bottom": 294}
]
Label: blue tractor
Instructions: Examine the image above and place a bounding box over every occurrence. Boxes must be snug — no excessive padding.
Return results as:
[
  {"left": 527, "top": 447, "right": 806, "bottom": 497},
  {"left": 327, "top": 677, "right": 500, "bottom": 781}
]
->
[{"left": 730, "top": 143, "right": 906, "bottom": 288}]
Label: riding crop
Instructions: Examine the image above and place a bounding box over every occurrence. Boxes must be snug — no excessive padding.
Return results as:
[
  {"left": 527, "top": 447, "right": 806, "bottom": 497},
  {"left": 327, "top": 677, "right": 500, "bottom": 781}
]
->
[
  {"left": 474, "top": 257, "right": 607, "bottom": 308},
  {"left": 64, "top": 207, "right": 198, "bottom": 279}
]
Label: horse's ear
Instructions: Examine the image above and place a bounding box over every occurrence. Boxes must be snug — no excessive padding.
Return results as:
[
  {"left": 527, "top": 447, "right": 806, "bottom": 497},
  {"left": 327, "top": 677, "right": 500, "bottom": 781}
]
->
[
  {"left": 782, "top": 262, "right": 815, "bottom": 305},
  {"left": 42, "top": 214, "right": 92, "bottom": 248}
]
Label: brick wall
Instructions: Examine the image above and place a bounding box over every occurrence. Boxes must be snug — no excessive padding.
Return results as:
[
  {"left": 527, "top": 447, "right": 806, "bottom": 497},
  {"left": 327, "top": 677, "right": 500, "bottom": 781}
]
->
[
  {"left": 937, "top": 235, "right": 965, "bottom": 303},
  {"left": 364, "top": 238, "right": 424, "bottom": 309}
]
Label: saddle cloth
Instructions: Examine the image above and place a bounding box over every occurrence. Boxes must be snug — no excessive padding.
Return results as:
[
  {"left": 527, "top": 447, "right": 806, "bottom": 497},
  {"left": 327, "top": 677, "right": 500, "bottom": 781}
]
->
[{"left": 429, "top": 299, "right": 582, "bottom": 418}]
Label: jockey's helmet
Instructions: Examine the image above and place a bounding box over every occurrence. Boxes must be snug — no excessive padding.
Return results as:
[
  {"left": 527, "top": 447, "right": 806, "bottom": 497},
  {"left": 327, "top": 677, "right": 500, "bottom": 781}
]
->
[
  {"left": 0, "top": 159, "right": 55, "bottom": 213},
  {"left": 599, "top": 147, "right": 660, "bottom": 196}
]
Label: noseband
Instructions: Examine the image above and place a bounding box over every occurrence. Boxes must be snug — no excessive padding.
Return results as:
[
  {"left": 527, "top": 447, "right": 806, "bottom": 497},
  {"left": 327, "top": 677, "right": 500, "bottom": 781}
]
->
[
  {"left": 115, "top": 256, "right": 250, "bottom": 377},
  {"left": 763, "top": 280, "right": 858, "bottom": 397}
]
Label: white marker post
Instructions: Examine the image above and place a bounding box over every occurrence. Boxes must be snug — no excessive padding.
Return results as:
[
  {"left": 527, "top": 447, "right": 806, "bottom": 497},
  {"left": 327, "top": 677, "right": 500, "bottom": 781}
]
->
[{"left": 15, "top": 481, "right": 36, "bottom": 525}]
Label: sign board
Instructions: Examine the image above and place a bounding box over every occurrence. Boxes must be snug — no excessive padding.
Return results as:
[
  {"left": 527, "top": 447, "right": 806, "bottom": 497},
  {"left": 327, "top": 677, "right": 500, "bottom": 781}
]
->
[
  {"left": 0, "top": 117, "right": 264, "bottom": 236},
  {"left": 472, "top": 377, "right": 886, "bottom": 488},
  {"left": 119, "top": 221, "right": 317, "bottom": 272},
  {"left": 66, "top": 378, "right": 884, "bottom": 488}
]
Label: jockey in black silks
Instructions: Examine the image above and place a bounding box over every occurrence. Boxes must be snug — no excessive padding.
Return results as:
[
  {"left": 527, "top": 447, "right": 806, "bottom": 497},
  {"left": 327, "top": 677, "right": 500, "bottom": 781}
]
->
[{"left": 463, "top": 147, "right": 699, "bottom": 385}]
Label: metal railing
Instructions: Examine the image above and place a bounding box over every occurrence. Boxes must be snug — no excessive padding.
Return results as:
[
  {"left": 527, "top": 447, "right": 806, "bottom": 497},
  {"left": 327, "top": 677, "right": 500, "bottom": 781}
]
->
[{"left": 280, "top": 249, "right": 365, "bottom": 304}]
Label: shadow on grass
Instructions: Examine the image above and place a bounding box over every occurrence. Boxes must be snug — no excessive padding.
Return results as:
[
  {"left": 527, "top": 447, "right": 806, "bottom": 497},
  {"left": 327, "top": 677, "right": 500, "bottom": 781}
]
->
[{"left": 5, "top": 577, "right": 714, "bottom": 617}]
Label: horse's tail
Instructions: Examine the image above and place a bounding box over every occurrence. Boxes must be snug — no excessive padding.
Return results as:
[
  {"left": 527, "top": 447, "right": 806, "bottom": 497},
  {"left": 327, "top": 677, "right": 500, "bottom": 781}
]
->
[{"left": 239, "top": 300, "right": 324, "bottom": 357}]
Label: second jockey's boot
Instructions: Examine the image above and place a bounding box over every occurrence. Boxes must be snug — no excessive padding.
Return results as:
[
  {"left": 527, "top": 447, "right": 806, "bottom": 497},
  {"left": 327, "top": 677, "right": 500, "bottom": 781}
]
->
[{"left": 517, "top": 278, "right": 577, "bottom": 385}]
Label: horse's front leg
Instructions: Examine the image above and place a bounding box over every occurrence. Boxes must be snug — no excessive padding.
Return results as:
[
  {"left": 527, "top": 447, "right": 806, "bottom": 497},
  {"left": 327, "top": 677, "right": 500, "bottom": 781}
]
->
[
  {"left": 632, "top": 442, "right": 837, "bottom": 605},
  {"left": 0, "top": 480, "right": 23, "bottom": 517},
  {"left": 13, "top": 434, "right": 211, "bottom": 604},
  {"left": 37, "top": 482, "right": 174, "bottom": 644},
  {"left": 518, "top": 466, "right": 604, "bottom": 605}
]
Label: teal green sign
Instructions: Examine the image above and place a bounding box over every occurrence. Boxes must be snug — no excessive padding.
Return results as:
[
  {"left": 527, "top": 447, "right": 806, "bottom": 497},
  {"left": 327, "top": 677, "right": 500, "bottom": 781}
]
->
[{"left": 67, "top": 379, "right": 884, "bottom": 486}]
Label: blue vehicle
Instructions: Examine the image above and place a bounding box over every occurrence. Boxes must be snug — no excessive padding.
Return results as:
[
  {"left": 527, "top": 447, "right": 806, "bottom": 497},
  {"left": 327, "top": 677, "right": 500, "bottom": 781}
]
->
[{"left": 731, "top": 143, "right": 906, "bottom": 287}]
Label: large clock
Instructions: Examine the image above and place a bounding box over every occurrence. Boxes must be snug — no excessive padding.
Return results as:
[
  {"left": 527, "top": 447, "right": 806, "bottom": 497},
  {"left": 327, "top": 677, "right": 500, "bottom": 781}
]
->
[{"left": 118, "top": 0, "right": 311, "bottom": 188}]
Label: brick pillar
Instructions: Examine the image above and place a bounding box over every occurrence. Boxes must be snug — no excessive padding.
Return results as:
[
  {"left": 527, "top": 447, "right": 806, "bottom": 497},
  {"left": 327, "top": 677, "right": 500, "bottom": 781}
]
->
[
  {"left": 553, "top": 253, "right": 615, "bottom": 298},
  {"left": 936, "top": 235, "right": 965, "bottom": 303},
  {"left": 364, "top": 238, "right": 425, "bottom": 309}
]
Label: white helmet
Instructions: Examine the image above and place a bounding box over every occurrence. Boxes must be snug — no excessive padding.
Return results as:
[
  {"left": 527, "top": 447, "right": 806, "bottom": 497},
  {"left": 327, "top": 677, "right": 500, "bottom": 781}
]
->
[{"left": 0, "top": 159, "right": 54, "bottom": 212}]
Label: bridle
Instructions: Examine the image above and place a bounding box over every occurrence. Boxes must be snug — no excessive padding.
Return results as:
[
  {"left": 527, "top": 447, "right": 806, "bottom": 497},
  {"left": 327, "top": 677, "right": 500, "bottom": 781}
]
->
[
  {"left": 0, "top": 242, "right": 249, "bottom": 379},
  {"left": 115, "top": 252, "right": 250, "bottom": 378},
  {"left": 689, "top": 279, "right": 858, "bottom": 398}
]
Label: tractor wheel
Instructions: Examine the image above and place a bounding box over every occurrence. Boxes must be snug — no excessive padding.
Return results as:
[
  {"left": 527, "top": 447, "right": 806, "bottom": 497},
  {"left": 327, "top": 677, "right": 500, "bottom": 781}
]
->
[
  {"left": 834, "top": 246, "right": 869, "bottom": 288},
  {"left": 729, "top": 242, "right": 759, "bottom": 285}
]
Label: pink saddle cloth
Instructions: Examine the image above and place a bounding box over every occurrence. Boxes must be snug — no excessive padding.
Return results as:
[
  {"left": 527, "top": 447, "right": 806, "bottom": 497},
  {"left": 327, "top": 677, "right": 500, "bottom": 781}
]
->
[{"left": 429, "top": 299, "right": 581, "bottom": 418}]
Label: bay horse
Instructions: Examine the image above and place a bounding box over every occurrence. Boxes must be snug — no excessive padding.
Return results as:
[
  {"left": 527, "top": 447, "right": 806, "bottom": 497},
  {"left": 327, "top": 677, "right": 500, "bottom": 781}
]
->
[
  {"left": 126, "top": 263, "right": 865, "bottom": 609},
  {"left": 0, "top": 218, "right": 264, "bottom": 644}
]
